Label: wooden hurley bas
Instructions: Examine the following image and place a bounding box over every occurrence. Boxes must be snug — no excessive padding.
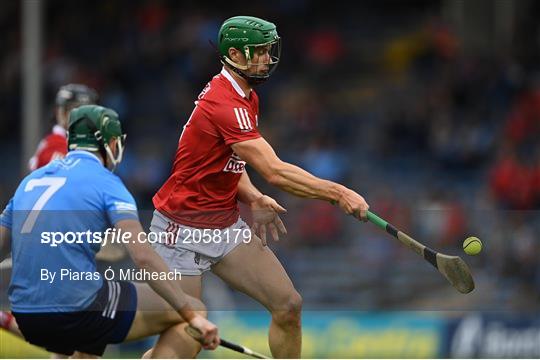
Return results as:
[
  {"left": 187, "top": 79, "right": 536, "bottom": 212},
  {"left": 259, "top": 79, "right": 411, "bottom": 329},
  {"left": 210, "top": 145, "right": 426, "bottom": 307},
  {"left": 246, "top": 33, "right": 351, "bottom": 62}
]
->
[{"left": 367, "top": 211, "right": 475, "bottom": 294}]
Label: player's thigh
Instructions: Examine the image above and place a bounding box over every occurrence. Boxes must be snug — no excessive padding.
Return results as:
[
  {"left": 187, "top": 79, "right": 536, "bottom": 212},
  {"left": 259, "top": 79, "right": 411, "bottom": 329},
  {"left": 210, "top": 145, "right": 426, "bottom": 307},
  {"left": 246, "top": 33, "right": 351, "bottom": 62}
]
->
[
  {"left": 211, "top": 235, "right": 300, "bottom": 312},
  {"left": 125, "top": 279, "right": 203, "bottom": 341}
]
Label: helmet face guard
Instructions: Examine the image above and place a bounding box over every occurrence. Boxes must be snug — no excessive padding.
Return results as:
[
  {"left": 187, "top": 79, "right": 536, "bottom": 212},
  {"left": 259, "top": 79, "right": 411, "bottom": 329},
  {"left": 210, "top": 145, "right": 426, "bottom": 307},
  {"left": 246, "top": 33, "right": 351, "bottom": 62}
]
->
[
  {"left": 223, "top": 37, "right": 281, "bottom": 85},
  {"left": 102, "top": 133, "right": 126, "bottom": 172},
  {"left": 218, "top": 16, "right": 281, "bottom": 85}
]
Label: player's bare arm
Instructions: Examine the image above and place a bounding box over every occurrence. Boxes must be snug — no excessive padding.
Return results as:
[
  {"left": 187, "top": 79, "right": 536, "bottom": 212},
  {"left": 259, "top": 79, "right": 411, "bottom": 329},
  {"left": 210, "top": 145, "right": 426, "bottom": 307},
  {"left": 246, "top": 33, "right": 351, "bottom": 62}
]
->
[
  {"left": 231, "top": 137, "right": 370, "bottom": 220},
  {"left": 237, "top": 171, "right": 287, "bottom": 245},
  {"left": 237, "top": 171, "right": 264, "bottom": 204},
  {"left": 115, "top": 219, "right": 218, "bottom": 348},
  {"left": 0, "top": 225, "right": 10, "bottom": 262}
]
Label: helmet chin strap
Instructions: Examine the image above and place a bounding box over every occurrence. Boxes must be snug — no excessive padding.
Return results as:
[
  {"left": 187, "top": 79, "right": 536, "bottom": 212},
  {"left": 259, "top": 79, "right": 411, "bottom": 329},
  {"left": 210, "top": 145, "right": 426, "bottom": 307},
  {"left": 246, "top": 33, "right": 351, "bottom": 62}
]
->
[
  {"left": 222, "top": 58, "right": 269, "bottom": 85},
  {"left": 223, "top": 56, "right": 249, "bottom": 71}
]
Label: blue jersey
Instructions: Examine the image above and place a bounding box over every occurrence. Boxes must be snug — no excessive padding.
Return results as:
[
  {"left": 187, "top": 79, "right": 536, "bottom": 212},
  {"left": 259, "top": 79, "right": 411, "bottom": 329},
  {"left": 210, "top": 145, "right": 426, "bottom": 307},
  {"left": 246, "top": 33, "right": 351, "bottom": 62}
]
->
[{"left": 0, "top": 151, "right": 138, "bottom": 312}]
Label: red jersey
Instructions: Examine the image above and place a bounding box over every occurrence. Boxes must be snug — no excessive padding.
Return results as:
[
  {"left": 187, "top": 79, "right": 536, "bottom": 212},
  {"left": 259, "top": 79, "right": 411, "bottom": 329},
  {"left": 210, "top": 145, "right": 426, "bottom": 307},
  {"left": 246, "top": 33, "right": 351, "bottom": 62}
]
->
[
  {"left": 28, "top": 125, "right": 68, "bottom": 171},
  {"left": 153, "top": 68, "right": 262, "bottom": 228}
]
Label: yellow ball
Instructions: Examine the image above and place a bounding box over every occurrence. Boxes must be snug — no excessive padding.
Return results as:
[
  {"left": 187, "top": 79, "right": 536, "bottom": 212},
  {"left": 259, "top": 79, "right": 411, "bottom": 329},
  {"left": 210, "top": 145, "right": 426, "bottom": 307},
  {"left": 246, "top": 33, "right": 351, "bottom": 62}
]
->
[{"left": 463, "top": 236, "right": 482, "bottom": 255}]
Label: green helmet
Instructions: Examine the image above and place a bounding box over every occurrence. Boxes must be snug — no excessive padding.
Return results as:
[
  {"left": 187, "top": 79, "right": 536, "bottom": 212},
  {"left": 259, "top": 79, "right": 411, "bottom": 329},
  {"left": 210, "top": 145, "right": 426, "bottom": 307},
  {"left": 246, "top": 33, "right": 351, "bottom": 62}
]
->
[
  {"left": 68, "top": 105, "right": 126, "bottom": 171},
  {"left": 218, "top": 16, "right": 281, "bottom": 85}
]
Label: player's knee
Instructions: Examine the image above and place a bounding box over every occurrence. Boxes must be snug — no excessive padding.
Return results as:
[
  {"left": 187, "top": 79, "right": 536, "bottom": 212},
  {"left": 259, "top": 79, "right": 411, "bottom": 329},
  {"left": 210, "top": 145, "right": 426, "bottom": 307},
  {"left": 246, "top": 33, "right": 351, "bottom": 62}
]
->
[
  {"left": 288, "top": 291, "right": 303, "bottom": 314},
  {"left": 271, "top": 290, "right": 302, "bottom": 326}
]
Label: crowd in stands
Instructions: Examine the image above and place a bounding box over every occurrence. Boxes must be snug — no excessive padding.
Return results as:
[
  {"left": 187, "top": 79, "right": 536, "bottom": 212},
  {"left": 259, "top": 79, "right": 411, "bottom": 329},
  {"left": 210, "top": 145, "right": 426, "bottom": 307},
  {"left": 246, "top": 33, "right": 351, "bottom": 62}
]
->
[{"left": 0, "top": 0, "right": 538, "bottom": 310}]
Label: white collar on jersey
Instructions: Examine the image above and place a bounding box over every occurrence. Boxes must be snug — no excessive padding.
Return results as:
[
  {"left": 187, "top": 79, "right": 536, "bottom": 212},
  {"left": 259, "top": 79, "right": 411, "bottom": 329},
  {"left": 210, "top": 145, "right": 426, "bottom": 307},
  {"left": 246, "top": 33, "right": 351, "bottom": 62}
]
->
[
  {"left": 52, "top": 124, "right": 67, "bottom": 137},
  {"left": 221, "top": 67, "right": 250, "bottom": 98},
  {"left": 65, "top": 150, "right": 102, "bottom": 164}
]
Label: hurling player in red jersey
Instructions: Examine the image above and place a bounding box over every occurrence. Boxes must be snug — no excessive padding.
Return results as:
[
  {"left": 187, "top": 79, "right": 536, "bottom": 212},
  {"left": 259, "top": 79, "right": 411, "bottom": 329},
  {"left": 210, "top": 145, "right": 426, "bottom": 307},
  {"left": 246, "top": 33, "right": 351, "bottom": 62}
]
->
[
  {"left": 149, "top": 16, "right": 369, "bottom": 358},
  {"left": 28, "top": 84, "right": 98, "bottom": 171}
]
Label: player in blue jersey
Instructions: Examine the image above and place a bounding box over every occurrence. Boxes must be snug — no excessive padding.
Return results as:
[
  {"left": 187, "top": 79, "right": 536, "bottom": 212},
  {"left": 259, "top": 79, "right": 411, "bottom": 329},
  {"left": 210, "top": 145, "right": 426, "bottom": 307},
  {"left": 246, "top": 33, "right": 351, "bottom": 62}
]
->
[{"left": 0, "top": 105, "right": 219, "bottom": 357}]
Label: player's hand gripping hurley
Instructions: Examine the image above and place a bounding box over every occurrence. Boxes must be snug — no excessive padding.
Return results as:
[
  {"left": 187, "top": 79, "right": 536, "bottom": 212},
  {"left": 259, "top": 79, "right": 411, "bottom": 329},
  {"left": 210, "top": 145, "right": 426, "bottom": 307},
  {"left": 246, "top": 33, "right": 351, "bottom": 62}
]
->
[
  {"left": 366, "top": 211, "right": 475, "bottom": 293},
  {"left": 186, "top": 325, "right": 271, "bottom": 359}
]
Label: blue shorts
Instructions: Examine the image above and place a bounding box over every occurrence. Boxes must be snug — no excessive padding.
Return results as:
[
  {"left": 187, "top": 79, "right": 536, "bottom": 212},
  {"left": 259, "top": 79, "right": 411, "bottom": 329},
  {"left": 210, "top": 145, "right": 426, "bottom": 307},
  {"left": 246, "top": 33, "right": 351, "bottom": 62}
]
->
[{"left": 13, "top": 280, "right": 137, "bottom": 356}]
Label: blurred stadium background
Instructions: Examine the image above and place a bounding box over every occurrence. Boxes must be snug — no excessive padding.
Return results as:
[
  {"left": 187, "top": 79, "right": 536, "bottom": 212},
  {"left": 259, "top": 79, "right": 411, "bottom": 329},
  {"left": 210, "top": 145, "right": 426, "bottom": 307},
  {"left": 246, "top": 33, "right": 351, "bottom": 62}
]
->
[{"left": 1, "top": 0, "right": 540, "bottom": 358}]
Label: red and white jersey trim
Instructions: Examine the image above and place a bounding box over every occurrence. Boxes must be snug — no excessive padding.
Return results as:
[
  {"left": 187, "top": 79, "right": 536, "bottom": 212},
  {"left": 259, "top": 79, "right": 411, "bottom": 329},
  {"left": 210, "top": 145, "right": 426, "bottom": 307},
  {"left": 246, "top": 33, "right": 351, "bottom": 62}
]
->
[
  {"left": 220, "top": 67, "right": 249, "bottom": 98},
  {"left": 233, "top": 107, "right": 254, "bottom": 130}
]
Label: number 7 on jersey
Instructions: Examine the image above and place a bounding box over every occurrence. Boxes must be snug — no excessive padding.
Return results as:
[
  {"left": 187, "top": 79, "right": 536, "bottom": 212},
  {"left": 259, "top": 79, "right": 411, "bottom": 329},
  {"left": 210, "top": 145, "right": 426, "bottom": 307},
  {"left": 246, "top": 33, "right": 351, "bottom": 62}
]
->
[{"left": 21, "top": 177, "right": 67, "bottom": 234}]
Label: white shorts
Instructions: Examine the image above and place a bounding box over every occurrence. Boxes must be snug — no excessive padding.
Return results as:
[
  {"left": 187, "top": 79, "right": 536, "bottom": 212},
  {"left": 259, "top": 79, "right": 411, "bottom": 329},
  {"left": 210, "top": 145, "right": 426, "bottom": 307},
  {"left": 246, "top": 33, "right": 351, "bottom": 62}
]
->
[{"left": 149, "top": 210, "right": 252, "bottom": 275}]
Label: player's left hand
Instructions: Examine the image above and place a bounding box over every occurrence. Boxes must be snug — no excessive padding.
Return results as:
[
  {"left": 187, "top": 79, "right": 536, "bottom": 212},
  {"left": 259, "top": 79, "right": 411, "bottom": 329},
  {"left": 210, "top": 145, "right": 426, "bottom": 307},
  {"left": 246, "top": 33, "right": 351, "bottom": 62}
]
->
[{"left": 250, "top": 195, "right": 287, "bottom": 246}]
